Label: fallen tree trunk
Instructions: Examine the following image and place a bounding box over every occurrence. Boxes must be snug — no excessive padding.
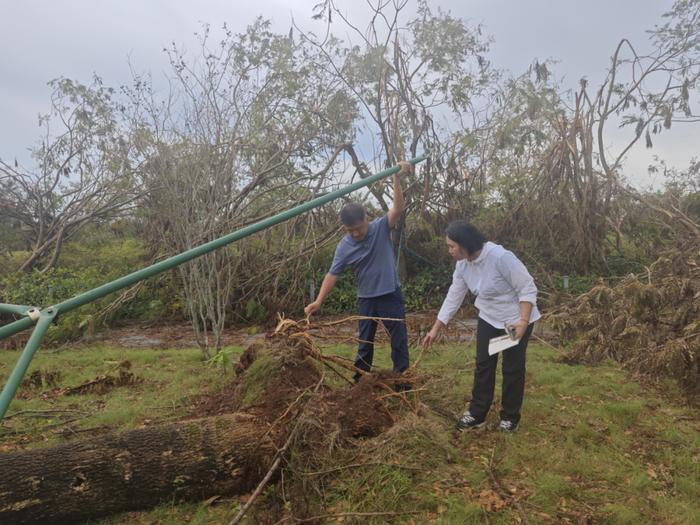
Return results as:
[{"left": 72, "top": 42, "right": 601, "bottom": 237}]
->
[
  {"left": 0, "top": 324, "right": 399, "bottom": 524},
  {"left": 0, "top": 413, "right": 275, "bottom": 525}
]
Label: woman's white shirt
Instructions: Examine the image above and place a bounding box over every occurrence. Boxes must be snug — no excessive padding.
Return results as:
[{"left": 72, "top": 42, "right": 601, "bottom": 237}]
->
[{"left": 436, "top": 241, "right": 541, "bottom": 329}]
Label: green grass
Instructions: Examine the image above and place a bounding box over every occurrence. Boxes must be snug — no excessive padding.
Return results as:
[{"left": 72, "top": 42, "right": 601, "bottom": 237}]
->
[
  {"left": 312, "top": 341, "right": 700, "bottom": 525},
  {"left": 0, "top": 345, "right": 241, "bottom": 449},
  {"left": 238, "top": 352, "right": 281, "bottom": 407},
  {"left": 1, "top": 340, "right": 699, "bottom": 524}
]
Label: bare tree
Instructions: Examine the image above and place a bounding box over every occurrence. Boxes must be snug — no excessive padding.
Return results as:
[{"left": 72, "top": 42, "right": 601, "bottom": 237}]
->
[
  {"left": 593, "top": 0, "right": 700, "bottom": 240},
  {"left": 0, "top": 77, "right": 140, "bottom": 273},
  {"left": 300, "top": 0, "right": 494, "bottom": 275},
  {"left": 126, "top": 21, "right": 357, "bottom": 358},
  {"left": 463, "top": 0, "right": 699, "bottom": 273}
]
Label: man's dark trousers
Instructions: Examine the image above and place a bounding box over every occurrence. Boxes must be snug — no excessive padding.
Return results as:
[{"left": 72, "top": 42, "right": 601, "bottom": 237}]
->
[{"left": 354, "top": 287, "right": 409, "bottom": 379}]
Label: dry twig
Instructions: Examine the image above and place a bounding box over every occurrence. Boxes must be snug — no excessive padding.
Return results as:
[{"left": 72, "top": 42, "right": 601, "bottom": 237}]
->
[{"left": 228, "top": 375, "right": 325, "bottom": 525}]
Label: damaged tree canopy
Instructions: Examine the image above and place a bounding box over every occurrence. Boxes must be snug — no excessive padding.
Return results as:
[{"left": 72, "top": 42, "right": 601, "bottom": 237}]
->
[{"left": 0, "top": 322, "right": 402, "bottom": 524}]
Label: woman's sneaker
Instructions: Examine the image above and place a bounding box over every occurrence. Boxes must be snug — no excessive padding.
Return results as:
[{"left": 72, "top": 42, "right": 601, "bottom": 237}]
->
[
  {"left": 498, "top": 419, "right": 518, "bottom": 433},
  {"left": 456, "top": 411, "right": 485, "bottom": 431}
]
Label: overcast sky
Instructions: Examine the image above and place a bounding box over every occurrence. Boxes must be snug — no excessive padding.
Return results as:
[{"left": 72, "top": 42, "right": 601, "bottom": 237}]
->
[{"left": 1, "top": 0, "right": 697, "bottom": 187}]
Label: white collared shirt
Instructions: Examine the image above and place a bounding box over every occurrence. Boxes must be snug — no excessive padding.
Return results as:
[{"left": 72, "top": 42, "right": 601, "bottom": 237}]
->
[{"left": 437, "top": 241, "right": 541, "bottom": 329}]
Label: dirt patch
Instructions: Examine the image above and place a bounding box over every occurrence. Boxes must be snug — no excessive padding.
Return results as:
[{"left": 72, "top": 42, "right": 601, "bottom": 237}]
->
[
  {"left": 188, "top": 376, "right": 241, "bottom": 417},
  {"left": 16, "top": 362, "right": 140, "bottom": 400},
  {"left": 191, "top": 335, "right": 397, "bottom": 442},
  {"left": 234, "top": 344, "right": 259, "bottom": 375},
  {"left": 185, "top": 333, "right": 399, "bottom": 525},
  {"left": 47, "top": 361, "right": 140, "bottom": 397},
  {"left": 190, "top": 341, "right": 322, "bottom": 421},
  {"left": 321, "top": 376, "right": 394, "bottom": 439},
  {"left": 20, "top": 369, "right": 63, "bottom": 390}
]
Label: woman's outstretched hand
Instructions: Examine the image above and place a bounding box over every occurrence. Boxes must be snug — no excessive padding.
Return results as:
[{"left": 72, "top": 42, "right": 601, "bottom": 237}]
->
[{"left": 422, "top": 327, "right": 440, "bottom": 348}]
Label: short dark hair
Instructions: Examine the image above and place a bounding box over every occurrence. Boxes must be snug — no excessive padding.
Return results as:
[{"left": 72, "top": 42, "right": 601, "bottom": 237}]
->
[
  {"left": 340, "top": 203, "right": 366, "bottom": 226},
  {"left": 446, "top": 220, "right": 486, "bottom": 255}
]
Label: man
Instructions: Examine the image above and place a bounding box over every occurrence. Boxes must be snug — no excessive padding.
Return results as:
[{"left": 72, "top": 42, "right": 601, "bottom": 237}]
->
[{"left": 304, "top": 160, "right": 413, "bottom": 382}]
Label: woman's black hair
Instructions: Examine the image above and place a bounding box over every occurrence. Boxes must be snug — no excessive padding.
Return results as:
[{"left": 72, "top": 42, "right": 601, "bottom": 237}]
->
[{"left": 446, "top": 220, "right": 486, "bottom": 255}]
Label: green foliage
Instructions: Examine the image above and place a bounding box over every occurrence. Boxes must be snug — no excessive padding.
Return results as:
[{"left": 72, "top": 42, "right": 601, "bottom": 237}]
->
[
  {"left": 402, "top": 265, "right": 453, "bottom": 311},
  {"left": 317, "top": 270, "right": 357, "bottom": 314},
  {"left": 244, "top": 298, "right": 268, "bottom": 323},
  {"left": 311, "top": 264, "right": 454, "bottom": 315},
  {"left": 57, "top": 233, "right": 144, "bottom": 275},
  {"left": 0, "top": 233, "right": 174, "bottom": 341},
  {"left": 206, "top": 346, "right": 238, "bottom": 373},
  {"left": 2, "top": 267, "right": 98, "bottom": 307},
  {"left": 1, "top": 267, "right": 103, "bottom": 340}
]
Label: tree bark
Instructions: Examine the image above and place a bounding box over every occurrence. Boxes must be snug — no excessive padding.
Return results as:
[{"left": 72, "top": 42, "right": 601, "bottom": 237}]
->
[{"left": 0, "top": 413, "right": 275, "bottom": 525}]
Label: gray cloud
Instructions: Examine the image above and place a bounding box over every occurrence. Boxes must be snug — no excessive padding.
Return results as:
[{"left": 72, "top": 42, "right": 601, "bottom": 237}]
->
[{"left": 1, "top": 0, "right": 696, "bottom": 185}]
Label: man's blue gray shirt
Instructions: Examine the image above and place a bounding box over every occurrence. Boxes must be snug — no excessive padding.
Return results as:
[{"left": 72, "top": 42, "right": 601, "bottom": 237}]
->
[{"left": 329, "top": 215, "right": 399, "bottom": 298}]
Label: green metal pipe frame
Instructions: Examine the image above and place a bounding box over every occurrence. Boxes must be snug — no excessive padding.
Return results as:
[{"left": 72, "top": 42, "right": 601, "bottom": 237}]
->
[
  {"left": 0, "top": 155, "right": 428, "bottom": 420},
  {"left": 0, "top": 304, "right": 35, "bottom": 317}
]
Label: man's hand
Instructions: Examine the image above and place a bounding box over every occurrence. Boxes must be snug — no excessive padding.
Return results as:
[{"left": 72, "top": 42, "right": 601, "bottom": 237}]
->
[
  {"left": 306, "top": 274, "right": 336, "bottom": 318},
  {"left": 304, "top": 301, "right": 321, "bottom": 318},
  {"left": 388, "top": 161, "right": 411, "bottom": 228},
  {"left": 396, "top": 160, "right": 413, "bottom": 178}
]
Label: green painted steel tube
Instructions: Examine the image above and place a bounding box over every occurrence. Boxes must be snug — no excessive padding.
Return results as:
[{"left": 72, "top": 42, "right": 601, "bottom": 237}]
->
[
  {"left": 0, "top": 316, "right": 33, "bottom": 341},
  {"left": 0, "top": 304, "right": 33, "bottom": 316},
  {"left": 0, "top": 155, "right": 427, "bottom": 419},
  {"left": 0, "top": 154, "right": 427, "bottom": 344},
  {"left": 0, "top": 308, "right": 57, "bottom": 419},
  {"left": 0, "top": 305, "right": 36, "bottom": 340}
]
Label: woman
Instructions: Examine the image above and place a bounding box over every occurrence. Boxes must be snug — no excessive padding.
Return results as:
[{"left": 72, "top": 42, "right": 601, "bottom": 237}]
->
[{"left": 422, "top": 221, "right": 540, "bottom": 432}]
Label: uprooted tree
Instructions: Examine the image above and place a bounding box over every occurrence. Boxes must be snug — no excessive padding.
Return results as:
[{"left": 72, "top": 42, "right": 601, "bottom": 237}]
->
[
  {"left": 0, "top": 321, "right": 405, "bottom": 524},
  {"left": 1, "top": 1, "right": 699, "bottom": 520}
]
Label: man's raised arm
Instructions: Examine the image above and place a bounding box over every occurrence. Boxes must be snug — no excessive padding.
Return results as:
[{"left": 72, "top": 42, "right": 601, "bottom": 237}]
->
[{"left": 387, "top": 160, "right": 412, "bottom": 228}]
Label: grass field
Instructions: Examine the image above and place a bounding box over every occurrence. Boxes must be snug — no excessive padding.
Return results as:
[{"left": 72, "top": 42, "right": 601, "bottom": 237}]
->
[{"left": 1, "top": 339, "right": 698, "bottom": 524}]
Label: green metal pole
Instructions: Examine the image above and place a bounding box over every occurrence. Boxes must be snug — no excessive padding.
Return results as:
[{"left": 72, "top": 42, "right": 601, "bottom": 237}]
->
[
  {"left": 0, "top": 316, "right": 34, "bottom": 341},
  {"left": 0, "top": 155, "right": 427, "bottom": 341},
  {"left": 0, "top": 304, "right": 34, "bottom": 316},
  {"left": 0, "top": 155, "right": 428, "bottom": 419},
  {"left": 0, "top": 308, "right": 57, "bottom": 419}
]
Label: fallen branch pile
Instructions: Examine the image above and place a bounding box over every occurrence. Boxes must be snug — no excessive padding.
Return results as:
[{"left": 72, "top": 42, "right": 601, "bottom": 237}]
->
[{"left": 549, "top": 242, "right": 700, "bottom": 398}]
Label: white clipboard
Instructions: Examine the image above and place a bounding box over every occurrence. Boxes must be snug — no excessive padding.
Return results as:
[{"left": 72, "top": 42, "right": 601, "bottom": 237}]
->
[{"left": 488, "top": 334, "right": 519, "bottom": 355}]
